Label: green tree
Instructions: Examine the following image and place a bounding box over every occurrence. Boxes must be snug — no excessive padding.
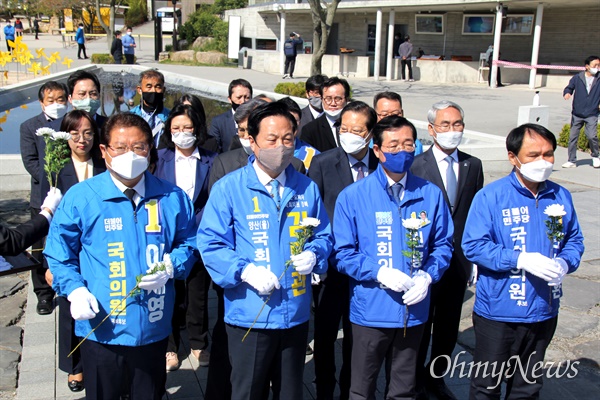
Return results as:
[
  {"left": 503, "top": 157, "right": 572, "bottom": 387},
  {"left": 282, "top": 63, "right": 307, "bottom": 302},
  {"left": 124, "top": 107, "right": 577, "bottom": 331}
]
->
[{"left": 212, "top": 0, "right": 248, "bottom": 15}]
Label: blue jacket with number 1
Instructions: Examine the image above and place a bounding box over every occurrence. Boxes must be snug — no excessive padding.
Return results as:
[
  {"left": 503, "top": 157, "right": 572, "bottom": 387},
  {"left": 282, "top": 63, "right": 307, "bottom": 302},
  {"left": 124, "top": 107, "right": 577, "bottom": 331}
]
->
[{"left": 198, "top": 157, "right": 332, "bottom": 330}]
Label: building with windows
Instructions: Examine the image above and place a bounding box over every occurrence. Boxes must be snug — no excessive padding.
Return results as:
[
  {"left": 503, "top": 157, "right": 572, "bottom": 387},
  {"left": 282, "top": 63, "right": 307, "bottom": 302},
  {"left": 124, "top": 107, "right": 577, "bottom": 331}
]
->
[{"left": 225, "top": 0, "right": 600, "bottom": 86}]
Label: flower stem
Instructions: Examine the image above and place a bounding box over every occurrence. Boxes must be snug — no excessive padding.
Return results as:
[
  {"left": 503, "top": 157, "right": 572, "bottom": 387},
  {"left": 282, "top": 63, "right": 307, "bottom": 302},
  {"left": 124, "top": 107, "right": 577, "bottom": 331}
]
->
[{"left": 67, "top": 285, "right": 139, "bottom": 357}]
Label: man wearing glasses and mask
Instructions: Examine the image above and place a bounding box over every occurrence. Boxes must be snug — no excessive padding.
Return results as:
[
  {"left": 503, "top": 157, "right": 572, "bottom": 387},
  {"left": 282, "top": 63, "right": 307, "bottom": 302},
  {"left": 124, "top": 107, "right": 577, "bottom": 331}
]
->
[
  {"left": 300, "top": 77, "right": 350, "bottom": 153},
  {"left": 333, "top": 115, "right": 453, "bottom": 400},
  {"left": 44, "top": 113, "right": 197, "bottom": 399}
]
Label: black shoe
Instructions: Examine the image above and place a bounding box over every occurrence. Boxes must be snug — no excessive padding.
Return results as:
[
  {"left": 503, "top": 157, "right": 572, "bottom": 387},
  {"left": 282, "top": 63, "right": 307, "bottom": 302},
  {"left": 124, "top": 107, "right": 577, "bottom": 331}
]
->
[
  {"left": 306, "top": 344, "right": 313, "bottom": 356},
  {"left": 68, "top": 379, "right": 84, "bottom": 392},
  {"left": 84, "top": 57, "right": 89, "bottom": 59},
  {"left": 78, "top": 57, "right": 83, "bottom": 59},
  {"left": 36, "top": 299, "right": 53, "bottom": 315},
  {"left": 427, "top": 377, "right": 457, "bottom": 400}
]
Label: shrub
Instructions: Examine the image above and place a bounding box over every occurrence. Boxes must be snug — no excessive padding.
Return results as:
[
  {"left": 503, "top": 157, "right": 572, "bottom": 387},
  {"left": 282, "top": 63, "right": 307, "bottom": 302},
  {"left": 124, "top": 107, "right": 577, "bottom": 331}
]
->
[
  {"left": 90, "top": 54, "right": 136, "bottom": 64},
  {"left": 274, "top": 82, "right": 306, "bottom": 97},
  {"left": 557, "top": 123, "right": 600, "bottom": 151},
  {"left": 125, "top": 0, "right": 147, "bottom": 27}
]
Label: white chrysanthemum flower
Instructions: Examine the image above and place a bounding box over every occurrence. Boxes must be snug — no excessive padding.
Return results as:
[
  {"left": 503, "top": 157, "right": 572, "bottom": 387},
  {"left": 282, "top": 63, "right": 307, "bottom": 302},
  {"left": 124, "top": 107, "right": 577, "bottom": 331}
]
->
[
  {"left": 544, "top": 204, "right": 566, "bottom": 218},
  {"left": 35, "top": 127, "right": 55, "bottom": 137},
  {"left": 402, "top": 217, "right": 422, "bottom": 230},
  {"left": 301, "top": 217, "right": 320, "bottom": 227},
  {"left": 163, "top": 253, "right": 174, "bottom": 277},
  {"left": 52, "top": 131, "right": 72, "bottom": 141}
]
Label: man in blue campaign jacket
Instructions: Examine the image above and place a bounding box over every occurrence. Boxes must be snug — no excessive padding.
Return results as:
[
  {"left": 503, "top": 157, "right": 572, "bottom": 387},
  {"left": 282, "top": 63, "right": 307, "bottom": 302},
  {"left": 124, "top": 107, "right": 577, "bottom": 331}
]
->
[
  {"left": 44, "top": 114, "right": 197, "bottom": 400},
  {"left": 462, "top": 123, "right": 584, "bottom": 400},
  {"left": 198, "top": 102, "right": 332, "bottom": 400},
  {"left": 334, "top": 116, "right": 453, "bottom": 400},
  {"left": 130, "top": 70, "right": 170, "bottom": 147},
  {"left": 562, "top": 55, "right": 600, "bottom": 169}
]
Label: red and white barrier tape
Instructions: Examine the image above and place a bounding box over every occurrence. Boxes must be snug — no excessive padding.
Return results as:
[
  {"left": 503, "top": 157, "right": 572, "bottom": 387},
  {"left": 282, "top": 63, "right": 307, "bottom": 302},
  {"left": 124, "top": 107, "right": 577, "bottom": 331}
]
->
[{"left": 492, "top": 60, "right": 585, "bottom": 71}]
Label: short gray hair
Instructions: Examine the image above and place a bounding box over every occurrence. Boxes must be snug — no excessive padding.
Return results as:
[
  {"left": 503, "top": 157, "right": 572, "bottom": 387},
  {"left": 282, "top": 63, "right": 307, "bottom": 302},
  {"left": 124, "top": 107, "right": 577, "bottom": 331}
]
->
[
  {"left": 234, "top": 98, "right": 268, "bottom": 124},
  {"left": 427, "top": 100, "right": 464, "bottom": 124}
]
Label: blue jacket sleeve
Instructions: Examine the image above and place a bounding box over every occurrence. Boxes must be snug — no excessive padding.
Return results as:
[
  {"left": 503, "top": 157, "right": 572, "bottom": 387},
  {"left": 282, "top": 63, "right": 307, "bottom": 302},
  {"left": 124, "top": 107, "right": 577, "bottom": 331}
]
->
[
  {"left": 461, "top": 190, "right": 520, "bottom": 272},
  {"left": 197, "top": 181, "right": 251, "bottom": 288},
  {"left": 333, "top": 191, "right": 381, "bottom": 282},
  {"left": 557, "top": 191, "right": 584, "bottom": 273},
  {"left": 169, "top": 192, "right": 199, "bottom": 280},
  {"left": 563, "top": 75, "right": 577, "bottom": 96}
]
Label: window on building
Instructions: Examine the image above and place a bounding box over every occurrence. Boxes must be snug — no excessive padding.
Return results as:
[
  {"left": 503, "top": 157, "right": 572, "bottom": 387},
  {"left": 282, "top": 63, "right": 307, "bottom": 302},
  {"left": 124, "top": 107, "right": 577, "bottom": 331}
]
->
[
  {"left": 367, "top": 25, "right": 376, "bottom": 54},
  {"left": 241, "top": 37, "right": 252, "bottom": 49},
  {"left": 256, "top": 38, "right": 277, "bottom": 51}
]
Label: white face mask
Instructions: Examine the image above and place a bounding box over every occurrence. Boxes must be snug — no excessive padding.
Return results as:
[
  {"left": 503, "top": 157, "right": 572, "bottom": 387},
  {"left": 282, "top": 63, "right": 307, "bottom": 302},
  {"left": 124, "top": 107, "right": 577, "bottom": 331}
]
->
[
  {"left": 43, "top": 102, "right": 67, "bottom": 120},
  {"left": 516, "top": 157, "right": 553, "bottom": 183},
  {"left": 339, "top": 132, "right": 368, "bottom": 155},
  {"left": 239, "top": 138, "right": 253, "bottom": 155},
  {"left": 109, "top": 151, "right": 149, "bottom": 180},
  {"left": 433, "top": 128, "right": 464, "bottom": 150},
  {"left": 324, "top": 108, "right": 342, "bottom": 120},
  {"left": 589, "top": 67, "right": 599, "bottom": 75},
  {"left": 171, "top": 131, "right": 196, "bottom": 149}
]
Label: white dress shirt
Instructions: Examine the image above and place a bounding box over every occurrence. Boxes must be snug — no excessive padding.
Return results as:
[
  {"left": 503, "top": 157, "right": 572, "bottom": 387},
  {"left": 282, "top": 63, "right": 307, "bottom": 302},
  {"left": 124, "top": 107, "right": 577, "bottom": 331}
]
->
[
  {"left": 110, "top": 174, "right": 146, "bottom": 206},
  {"left": 347, "top": 152, "right": 370, "bottom": 182},
  {"left": 253, "top": 160, "right": 286, "bottom": 199},
  {"left": 325, "top": 114, "right": 340, "bottom": 146},
  {"left": 431, "top": 145, "right": 459, "bottom": 191},
  {"left": 175, "top": 147, "right": 200, "bottom": 199}
]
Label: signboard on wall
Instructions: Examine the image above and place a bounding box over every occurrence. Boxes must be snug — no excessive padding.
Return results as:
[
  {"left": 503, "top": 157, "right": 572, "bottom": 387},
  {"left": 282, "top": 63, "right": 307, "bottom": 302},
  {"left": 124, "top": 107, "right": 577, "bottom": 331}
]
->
[{"left": 228, "top": 15, "right": 241, "bottom": 59}]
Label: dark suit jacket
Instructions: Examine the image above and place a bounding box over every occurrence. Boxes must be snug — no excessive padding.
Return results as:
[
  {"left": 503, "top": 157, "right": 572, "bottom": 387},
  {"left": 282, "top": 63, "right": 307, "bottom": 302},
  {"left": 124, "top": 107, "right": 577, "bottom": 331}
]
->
[
  {"left": 20, "top": 113, "right": 54, "bottom": 209},
  {"left": 308, "top": 147, "right": 379, "bottom": 224},
  {"left": 300, "top": 114, "right": 338, "bottom": 153},
  {"left": 54, "top": 156, "right": 107, "bottom": 194},
  {"left": 411, "top": 147, "right": 484, "bottom": 280},
  {"left": 154, "top": 147, "right": 217, "bottom": 225},
  {"left": 208, "top": 109, "right": 236, "bottom": 153},
  {"left": 297, "top": 105, "right": 317, "bottom": 138},
  {"left": 208, "top": 148, "right": 306, "bottom": 193},
  {"left": 0, "top": 214, "right": 49, "bottom": 256}
]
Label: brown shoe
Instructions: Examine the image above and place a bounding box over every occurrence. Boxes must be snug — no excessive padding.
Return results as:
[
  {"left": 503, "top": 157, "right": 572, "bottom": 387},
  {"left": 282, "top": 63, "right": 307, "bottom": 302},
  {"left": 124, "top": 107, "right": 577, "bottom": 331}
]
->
[
  {"left": 166, "top": 352, "right": 180, "bottom": 371},
  {"left": 191, "top": 349, "right": 210, "bottom": 367}
]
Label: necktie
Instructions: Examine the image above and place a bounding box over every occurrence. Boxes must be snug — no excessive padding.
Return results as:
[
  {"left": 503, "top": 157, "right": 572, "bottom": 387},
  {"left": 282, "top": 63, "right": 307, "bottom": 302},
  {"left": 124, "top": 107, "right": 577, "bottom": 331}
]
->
[
  {"left": 333, "top": 121, "right": 341, "bottom": 147},
  {"left": 124, "top": 188, "right": 136, "bottom": 209},
  {"left": 270, "top": 179, "right": 281, "bottom": 209},
  {"left": 391, "top": 183, "right": 403, "bottom": 205},
  {"left": 355, "top": 161, "right": 365, "bottom": 181},
  {"left": 445, "top": 156, "right": 457, "bottom": 210}
]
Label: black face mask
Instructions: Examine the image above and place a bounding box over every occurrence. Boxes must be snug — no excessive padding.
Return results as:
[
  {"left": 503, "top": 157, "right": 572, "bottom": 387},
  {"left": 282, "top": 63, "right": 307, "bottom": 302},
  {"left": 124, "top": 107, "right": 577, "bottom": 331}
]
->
[
  {"left": 231, "top": 102, "right": 242, "bottom": 111},
  {"left": 142, "top": 91, "right": 164, "bottom": 112}
]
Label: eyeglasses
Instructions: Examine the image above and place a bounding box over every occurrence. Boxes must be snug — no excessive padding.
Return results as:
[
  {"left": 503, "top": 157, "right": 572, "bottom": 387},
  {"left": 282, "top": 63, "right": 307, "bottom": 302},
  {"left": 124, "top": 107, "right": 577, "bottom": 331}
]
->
[
  {"left": 70, "top": 131, "right": 94, "bottom": 142},
  {"left": 381, "top": 143, "right": 416, "bottom": 152},
  {"left": 323, "top": 96, "right": 346, "bottom": 105},
  {"left": 340, "top": 128, "right": 368, "bottom": 136},
  {"left": 376, "top": 110, "right": 402, "bottom": 119},
  {"left": 432, "top": 122, "right": 465, "bottom": 132},
  {"left": 107, "top": 143, "right": 150, "bottom": 156}
]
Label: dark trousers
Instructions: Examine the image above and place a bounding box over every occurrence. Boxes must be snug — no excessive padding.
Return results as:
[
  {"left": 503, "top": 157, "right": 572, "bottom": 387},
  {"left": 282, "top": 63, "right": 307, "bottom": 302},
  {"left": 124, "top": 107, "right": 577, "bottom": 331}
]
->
[
  {"left": 314, "top": 268, "right": 352, "bottom": 400},
  {"left": 57, "top": 296, "right": 82, "bottom": 375},
  {"left": 284, "top": 55, "right": 297, "bottom": 77},
  {"left": 6, "top": 40, "right": 11, "bottom": 52},
  {"left": 417, "top": 258, "right": 468, "bottom": 386},
  {"left": 35, "top": 28, "right": 39, "bottom": 39},
  {"left": 167, "top": 279, "right": 187, "bottom": 353},
  {"left": 125, "top": 54, "right": 135, "bottom": 64},
  {"left": 568, "top": 114, "right": 599, "bottom": 162},
  {"left": 77, "top": 43, "right": 87, "bottom": 59},
  {"left": 488, "top": 63, "right": 502, "bottom": 86},
  {"left": 29, "top": 208, "right": 54, "bottom": 303},
  {"left": 205, "top": 284, "right": 232, "bottom": 400},
  {"left": 81, "top": 337, "right": 168, "bottom": 400},
  {"left": 401, "top": 59, "right": 413, "bottom": 80},
  {"left": 469, "top": 313, "right": 558, "bottom": 400},
  {"left": 186, "top": 260, "right": 211, "bottom": 350},
  {"left": 113, "top": 54, "right": 123, "bottom": 65},
  {"left": 227, "top": 322, "right": 309, "bottom": 400},
  {"left": 351, "top": 323, "right": 425, "bottom": 400}
]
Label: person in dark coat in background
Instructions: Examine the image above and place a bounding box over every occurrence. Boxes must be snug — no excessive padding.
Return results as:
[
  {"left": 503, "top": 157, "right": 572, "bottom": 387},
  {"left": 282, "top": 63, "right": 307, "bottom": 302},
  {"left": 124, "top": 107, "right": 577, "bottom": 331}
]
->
[{"left": 111, "top": 30, "right": 123, "bottom": 64}]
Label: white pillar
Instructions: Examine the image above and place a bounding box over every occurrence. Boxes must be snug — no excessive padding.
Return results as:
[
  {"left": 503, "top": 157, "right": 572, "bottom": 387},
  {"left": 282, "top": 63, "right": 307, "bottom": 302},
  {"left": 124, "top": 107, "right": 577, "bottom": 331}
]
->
[
  {"left": 528, "top": 4, "right": 544, "bottom": 89},
  {"left": 386, "top": 10, "right": 395, "bottom": 81},
  {"left": 280, "top": 12, "right": 286, "bottom": 75},
  {"left": 374, "top": 8, "right": 382, "bottom": 81},
  {"left": 489, "top": 5, "right": 504, "bottom": 89}
]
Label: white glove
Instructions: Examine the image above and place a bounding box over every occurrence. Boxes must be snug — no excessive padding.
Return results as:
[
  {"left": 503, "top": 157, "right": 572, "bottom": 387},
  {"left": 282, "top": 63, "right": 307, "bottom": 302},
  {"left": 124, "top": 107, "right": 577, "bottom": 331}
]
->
[
  {"left": 517, "top": 252, "right": 562, "bottom": 282},
  {"left": 68, "top": 286, "right": 99, "bottom": 321},
  {"left": 377, "top": 267, "right": 414, "bottom": 293},
  {"left": 311, "top": 272, "right": 327, "bottom": 285},
  {"left": 402, "top": 270, "right": 432, "bottom": 306},
  {"left": 291, "top": 250, "right": 317, "bottom": 275},
  {"left": 241, "top": 263, "right": 281, "bottom": 295},
  {"left": 138, "top": 254, "right": 175, "bottom": 291},
  {"left": 41, "top": 187, "right": 63, "bottom": 215},
  {"left": 548, "top": 258, "right": 568, "bottom": 287}
]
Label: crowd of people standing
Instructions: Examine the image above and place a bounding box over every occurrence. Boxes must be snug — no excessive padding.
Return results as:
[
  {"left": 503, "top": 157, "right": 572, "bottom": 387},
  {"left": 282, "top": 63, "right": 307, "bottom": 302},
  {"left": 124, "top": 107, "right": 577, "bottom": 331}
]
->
[{"left": 6, "top": 59, "right": 593, "bottom": 400}]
